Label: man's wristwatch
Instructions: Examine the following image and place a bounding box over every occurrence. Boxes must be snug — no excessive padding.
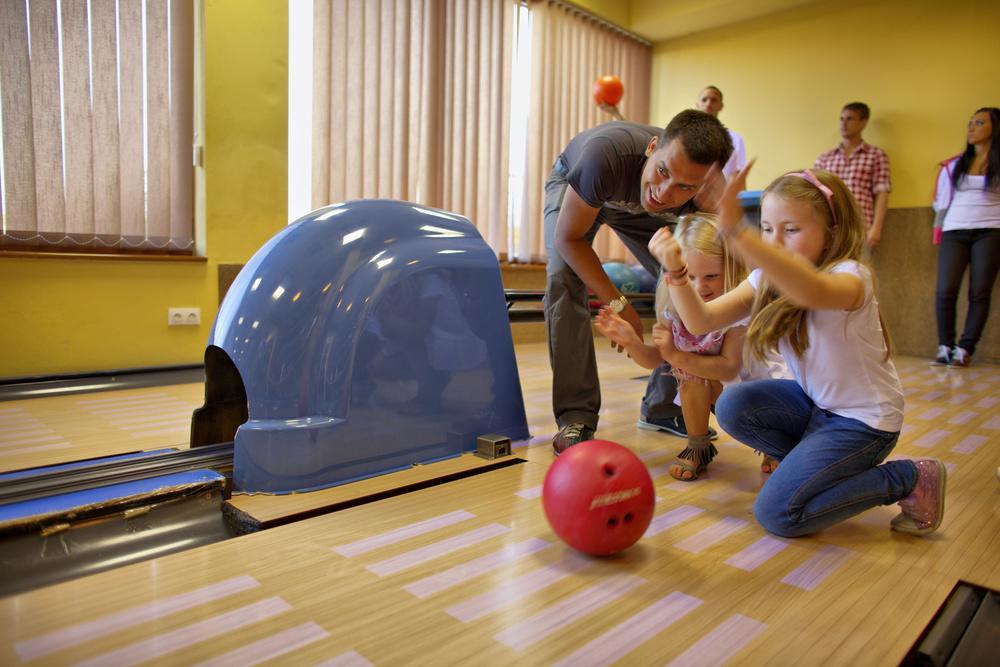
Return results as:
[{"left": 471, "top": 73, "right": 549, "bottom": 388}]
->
[{"left": 608, "top": 295, "right": 628, "bottom": 314}]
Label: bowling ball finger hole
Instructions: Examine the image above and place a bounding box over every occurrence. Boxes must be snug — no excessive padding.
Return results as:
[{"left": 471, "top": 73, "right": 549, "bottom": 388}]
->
[
  {"left": 603, "top": 464, "right": 616, "bottom": 477},
  {"left": 607, "top": 516, "right": 619, "bottom": 527},
  {"left": 624, "top": 512, "right": 634, "bottom": 523}
]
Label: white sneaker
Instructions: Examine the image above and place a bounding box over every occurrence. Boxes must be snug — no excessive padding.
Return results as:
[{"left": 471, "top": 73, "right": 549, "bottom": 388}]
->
[
  {"left": 949, "top": 346, "right": 970, "bottom": 368},
  {"left": 930, "top": 345, "right": 951, "bottom": 366}
]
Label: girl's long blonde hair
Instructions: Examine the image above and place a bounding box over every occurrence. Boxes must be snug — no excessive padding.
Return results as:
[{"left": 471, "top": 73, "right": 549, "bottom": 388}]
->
[
  {"left": 655, "top": 213, "right": 747, "bottom": 324},
  {"left": 746, "top": 169, "right": 892, "bottom": 360}
]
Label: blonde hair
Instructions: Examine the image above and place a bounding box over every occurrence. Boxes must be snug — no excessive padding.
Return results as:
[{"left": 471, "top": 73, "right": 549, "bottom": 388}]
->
[
  {"left": 655, "top": 213, "right": 747, "bottom": 323},
  {"left": 746, "top": 169, "right": 892, "bottom": 359}
]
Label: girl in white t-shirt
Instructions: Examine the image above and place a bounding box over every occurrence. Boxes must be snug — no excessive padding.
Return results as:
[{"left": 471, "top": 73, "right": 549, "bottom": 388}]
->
[{"left": 649, "top": 166, "right": 946, "bottom": 537}]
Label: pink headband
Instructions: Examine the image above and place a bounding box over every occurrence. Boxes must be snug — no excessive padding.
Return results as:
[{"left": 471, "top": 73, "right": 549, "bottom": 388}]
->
[{"left": 786, "top": 170, "right": 837, "bottom": 224}]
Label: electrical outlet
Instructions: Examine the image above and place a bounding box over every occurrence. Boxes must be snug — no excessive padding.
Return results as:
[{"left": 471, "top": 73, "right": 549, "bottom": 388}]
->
[{"left": 168, "top": 308, "right": 201, "bottom": 326}]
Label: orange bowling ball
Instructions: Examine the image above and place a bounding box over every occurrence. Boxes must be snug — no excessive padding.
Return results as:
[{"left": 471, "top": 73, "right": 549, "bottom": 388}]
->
[
  {"left": 542, "top": 439, "right": 654, "bottom": 556},
  {"left": 593, "top": 75, "right": 624, "bottom": 107}
]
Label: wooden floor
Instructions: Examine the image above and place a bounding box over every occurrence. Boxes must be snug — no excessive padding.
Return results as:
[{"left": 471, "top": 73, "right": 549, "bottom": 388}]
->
[{"left": 1, "top": 342, "right": 998, "bottom": 665}]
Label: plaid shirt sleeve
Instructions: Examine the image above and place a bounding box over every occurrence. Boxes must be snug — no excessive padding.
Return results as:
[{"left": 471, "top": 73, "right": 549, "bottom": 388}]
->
[
  {"left": 813, "top": 152, "right": 828, "bottom": 170},
  {"left": 872, "top": 148, "right": 891, "bottom": 194}
]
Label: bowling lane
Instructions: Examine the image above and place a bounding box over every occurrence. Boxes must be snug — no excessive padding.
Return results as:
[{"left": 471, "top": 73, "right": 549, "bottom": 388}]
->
[
  {"left": 0, "top": 384, "right": 203, "bottom": 474},
  {"left": 0, "top": 447, "right": 965, "bottom": 666}
]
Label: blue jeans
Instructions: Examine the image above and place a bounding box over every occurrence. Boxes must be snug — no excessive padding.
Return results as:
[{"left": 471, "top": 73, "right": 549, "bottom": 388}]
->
[{"left": 716, "top": 380, "right": 917, "bottom": 537}]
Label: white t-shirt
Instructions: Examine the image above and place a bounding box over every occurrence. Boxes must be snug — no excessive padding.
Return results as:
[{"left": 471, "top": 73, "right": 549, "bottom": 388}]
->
[
  {"left": 747, "top": 261, "right": 903, "bottom": 432},
  {"left": 722, "top": 129, "right": 747, "bottom": 180},
  {"left": 728, "top": 315, "right": 789, "bottom": 385},
  {"left": 934, "top": 171, "right": 1000, "bottom": 231}
]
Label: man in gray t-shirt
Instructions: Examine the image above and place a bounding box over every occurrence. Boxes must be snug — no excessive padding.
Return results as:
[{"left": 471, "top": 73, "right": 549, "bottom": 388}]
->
[{"left": 545, "top": 110, "right": 732, "bottom": 454}]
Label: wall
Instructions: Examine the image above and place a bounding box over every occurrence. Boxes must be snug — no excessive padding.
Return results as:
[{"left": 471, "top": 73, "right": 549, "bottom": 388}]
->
[
  {"left": 0, "top": 1, "right": 288, "bottom": 379},
  {"left": 646, "top": 0, "right": 1000, "bottom": 204},
  {"left": 642, "top": 0, "right": 1000, "bottom": 362}
]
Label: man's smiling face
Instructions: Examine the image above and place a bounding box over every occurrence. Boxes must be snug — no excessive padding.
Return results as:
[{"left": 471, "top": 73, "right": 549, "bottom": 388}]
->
[{"left": 640, "top": 137, "right": 711, "bottom": 213}]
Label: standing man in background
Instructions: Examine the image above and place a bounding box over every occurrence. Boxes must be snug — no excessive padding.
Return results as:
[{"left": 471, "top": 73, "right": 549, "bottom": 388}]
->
[
  {"left": 544, "top": 110, "right": 732, "bottom": 454},
  {"left": 815, "top": 102, "right": 892, "bottom": 248},
  {"left": 695, "top": 86, "right": 746, "bottom": 180}
]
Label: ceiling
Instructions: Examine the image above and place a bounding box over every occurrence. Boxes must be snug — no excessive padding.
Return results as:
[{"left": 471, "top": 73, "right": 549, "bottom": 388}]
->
[{"left": 626, "top": 0, "right": 824, "bottom": 42}]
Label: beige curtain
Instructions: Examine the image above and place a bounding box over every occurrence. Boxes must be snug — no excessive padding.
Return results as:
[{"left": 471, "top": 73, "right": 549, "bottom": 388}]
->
[
  {"left": 0, "top": 0, "right": 193, "bottom": 252},
  {"left": 516, "top": 0, "right": 651, "bottom": 263},
  {"left": 312, "top": 0, "right": 515, "bottom": 256}
]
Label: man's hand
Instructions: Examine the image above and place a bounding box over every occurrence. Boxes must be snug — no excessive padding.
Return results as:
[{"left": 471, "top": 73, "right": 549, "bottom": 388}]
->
[
  {"left": 652, "top": 322, "right": 676, "bottom": 364},
  {"left": 648, "top": 227, "right": 685, "bottom": 273},
  {"left": 595, "top": 307, "right": 643, "bottom": 353},
  {"left": 866, "top": 227, "right": 881, "bottom": 248},
  {"left": 597, "top": 102, "right": 624, "bottom": 120}
]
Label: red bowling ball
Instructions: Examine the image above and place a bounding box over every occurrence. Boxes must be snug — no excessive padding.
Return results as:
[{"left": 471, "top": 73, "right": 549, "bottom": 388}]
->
[
  {"left": 542, "top": 439, "right": 654, "bottom": 556},
  {"left": 593, "top": 75, "right": 624, "bottom": 107}
]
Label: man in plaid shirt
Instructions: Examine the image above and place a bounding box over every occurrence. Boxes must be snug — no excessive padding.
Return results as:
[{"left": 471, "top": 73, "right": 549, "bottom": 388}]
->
[{"left": 814, "top": 102, "right": 891, "bottom": 248}]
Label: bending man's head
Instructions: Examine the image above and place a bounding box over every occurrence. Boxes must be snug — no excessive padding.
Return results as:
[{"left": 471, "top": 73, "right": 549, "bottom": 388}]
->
[{"left": 639, "top": 110, "right": 733, "bottom": 213}]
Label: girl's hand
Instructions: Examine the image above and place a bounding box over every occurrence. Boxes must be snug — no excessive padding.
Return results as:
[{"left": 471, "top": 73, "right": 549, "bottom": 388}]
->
[
  {"left": 717, "top": 159, "right": 756, "bottom": 236},
  {"left": 648, "top": 227, "right": 685, "bottom": 273},
  {"left": 652, "top": 322, "right": 676, "bottom": 363},
  {"left": 595, "top": 307, "right": 642, "bottom": 349},
  {"left": 694, "top": 163, "right": 726, "bottom": 213}
]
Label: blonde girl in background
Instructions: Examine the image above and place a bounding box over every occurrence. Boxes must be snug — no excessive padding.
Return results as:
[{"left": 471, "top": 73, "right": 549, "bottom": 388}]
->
[
  {"left": 595, "top": 213, "right": 745, "bottom": 481},
  {"left": 650, "top": 166, "right": 945, "bottom": 537}
]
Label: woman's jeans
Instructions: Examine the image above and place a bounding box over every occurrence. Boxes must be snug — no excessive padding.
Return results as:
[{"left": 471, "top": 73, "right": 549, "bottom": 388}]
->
[
  {"left": 936, "top": 228, "right": 1000, "bottom": 355},
  {"left": 717, "top": 380, "right": 917, "bottom": 537}
]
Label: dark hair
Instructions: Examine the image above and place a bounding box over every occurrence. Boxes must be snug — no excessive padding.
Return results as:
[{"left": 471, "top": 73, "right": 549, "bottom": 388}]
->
[
  {"left": 703, "top": 85, "right": 723, "bottom": 101},
  {"left": 952, "top": 107, "right": 1000, "bottom": 192},
  {"left": 842, "top": 102, "right": 870, "bottom": 120},
  {"left": 659, "top": 109, "right": 733, "bottom": 166}
]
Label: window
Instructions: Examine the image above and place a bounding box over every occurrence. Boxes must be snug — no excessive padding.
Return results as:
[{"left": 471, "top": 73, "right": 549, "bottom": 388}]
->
[{"left": 0, "top": 0, "right": 194, "bottom": 254}]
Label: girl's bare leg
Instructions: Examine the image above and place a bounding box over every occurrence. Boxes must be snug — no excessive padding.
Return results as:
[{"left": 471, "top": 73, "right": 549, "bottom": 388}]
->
[{"left": 670, "top": 380, "right": 714, "bottom": 480}]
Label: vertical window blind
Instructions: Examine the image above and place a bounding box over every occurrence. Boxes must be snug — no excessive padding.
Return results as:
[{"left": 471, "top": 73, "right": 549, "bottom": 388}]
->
[
  {"left": 311, "top": 0, "right": 515, "bottom": 256},
  {"left": 0, "top": 0, "right": 193, "bottom": 253}
]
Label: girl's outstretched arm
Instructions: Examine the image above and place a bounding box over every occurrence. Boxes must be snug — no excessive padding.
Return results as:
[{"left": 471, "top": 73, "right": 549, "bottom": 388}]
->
[
  {"left": 717, "top": 163, "right": 865, "bottom": 311},
  {"left": 594, "top": 308, "right": 664, "bottom": 369},
  {"left": 648, "top": 228, "right": 754, "bottom": 335},
  {"left": 655, "top": 324, "right": 745, "bottom": 382}
]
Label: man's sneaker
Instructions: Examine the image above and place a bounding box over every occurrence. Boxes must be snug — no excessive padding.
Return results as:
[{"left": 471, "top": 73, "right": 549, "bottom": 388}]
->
[
  {"left": 552, "top": 423, "right": 595, "bottom": 455},
  {"left": 931, "top": 345, "right": 951, "bottom": 366},
  {"left": 949, "top": 346, "right": 970, "bottom": 368},
  {"left": 891, "top": 459, "right": 946, "bottom": 536},
  {"left": 637, "top": 415, "right": 717, "bottom": 440}
]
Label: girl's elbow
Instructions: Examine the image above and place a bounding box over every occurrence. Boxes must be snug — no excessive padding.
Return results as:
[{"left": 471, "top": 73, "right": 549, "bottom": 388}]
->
[
  {"left": 685, "top": 319, "right": 713, "bottom": 336},
  {"left": 719, "top": 363, "right": 741, "bottom": 382}
]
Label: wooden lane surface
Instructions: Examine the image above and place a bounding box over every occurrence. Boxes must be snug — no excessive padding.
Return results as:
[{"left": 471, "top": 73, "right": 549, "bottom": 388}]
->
[
  {"left": 1, "top": 436, "right": 997, "bottom": 665},
  {"left": 0, "top": 384, "right": 201, "bottom": 473},
  {"left": 1, "top": 347, "right": 998, "bottom": 665}
]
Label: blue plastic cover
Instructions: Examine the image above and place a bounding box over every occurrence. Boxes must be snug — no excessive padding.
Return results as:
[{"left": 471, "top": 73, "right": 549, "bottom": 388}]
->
[{"left": 208, "top": 200, "right": 530, "bottom": 493}]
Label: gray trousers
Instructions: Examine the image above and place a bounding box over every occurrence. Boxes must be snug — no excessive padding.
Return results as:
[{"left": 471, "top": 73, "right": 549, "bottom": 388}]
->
[{"left": 543, "top": 159, "right": 681, "bottom": 430}]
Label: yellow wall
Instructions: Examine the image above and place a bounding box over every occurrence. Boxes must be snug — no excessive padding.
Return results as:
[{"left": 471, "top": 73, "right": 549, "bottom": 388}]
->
[
  {"left": 647, "top": 0, "right": 1000, "bottom": 205},
  {"left": 0, "top": 0, "right": 288, "bottom": 378}
]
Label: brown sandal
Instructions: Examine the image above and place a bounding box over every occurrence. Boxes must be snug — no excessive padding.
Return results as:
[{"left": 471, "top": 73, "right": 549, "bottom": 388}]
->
[{"left": 669, "top": 435, "right": 717, "bottom": 482}]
